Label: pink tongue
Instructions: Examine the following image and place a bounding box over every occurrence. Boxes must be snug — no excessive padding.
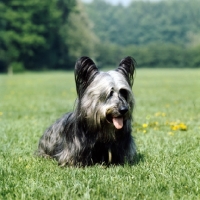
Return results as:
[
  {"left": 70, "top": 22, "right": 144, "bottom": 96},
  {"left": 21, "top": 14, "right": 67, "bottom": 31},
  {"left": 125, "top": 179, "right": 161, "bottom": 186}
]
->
[{"left": 112, "top": 117, "right": 123, "bottom": 129}]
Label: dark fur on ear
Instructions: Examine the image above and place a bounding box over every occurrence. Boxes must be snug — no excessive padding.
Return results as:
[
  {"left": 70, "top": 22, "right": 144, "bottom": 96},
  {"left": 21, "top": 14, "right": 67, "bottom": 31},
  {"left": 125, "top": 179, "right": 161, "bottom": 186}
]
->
[
  {"left": 117, "top": 56, "right": 136, "bottom": 87},
  {"left": 75, "top": 56, "right": 99, "bottom": 98}
]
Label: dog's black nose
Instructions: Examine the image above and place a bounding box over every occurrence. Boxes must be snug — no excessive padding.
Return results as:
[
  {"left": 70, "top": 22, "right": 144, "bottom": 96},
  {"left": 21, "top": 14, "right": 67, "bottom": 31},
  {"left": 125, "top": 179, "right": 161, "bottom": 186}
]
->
[{"left": 119, "top": 106, "right": 128, "bottom": 115}]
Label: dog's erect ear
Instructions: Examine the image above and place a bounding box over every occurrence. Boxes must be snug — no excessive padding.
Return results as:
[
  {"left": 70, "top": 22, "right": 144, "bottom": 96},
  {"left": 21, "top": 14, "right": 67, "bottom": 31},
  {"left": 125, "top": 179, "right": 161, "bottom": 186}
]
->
[
  {"left": 116, "top": 56, "right": 136, "bottom": 87},
  {"left": 75, "top": 56, "right": 99, "bottom": 98}
]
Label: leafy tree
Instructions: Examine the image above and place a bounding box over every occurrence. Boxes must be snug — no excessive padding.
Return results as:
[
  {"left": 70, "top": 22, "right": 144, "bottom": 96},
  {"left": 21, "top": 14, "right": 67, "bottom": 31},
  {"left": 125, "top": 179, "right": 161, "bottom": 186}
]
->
[
  {"left": 85, "top": 0, "right": 200, "bottom": 46},
  {"left": 0, "top": 0, "right": 76, "bottom": 72},
  {"left": 0, "top": 0, "right": 98, "bottom": 73},
  {"left": 84, "top": 0, "right": 200, "bottom": 68},
  {"left": 64, "top": 1, "right": 98, "bottom": 65}
]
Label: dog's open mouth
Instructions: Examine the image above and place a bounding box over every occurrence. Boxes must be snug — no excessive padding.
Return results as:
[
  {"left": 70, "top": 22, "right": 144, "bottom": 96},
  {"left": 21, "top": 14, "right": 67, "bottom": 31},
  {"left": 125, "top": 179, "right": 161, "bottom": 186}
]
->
[{"left": 106, "top": 114, "right": 124, "bottom": 129}]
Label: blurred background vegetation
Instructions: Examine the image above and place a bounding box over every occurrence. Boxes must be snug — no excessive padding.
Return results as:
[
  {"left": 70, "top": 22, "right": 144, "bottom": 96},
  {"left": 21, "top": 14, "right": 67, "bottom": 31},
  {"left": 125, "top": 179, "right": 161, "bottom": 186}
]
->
[{"left": 0, "top": 0, "right": 200, "bottom": 73}]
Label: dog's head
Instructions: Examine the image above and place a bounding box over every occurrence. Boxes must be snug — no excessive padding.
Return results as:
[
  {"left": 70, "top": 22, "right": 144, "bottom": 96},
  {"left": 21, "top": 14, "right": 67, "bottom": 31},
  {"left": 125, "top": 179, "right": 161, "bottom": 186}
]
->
[{"left": 74, "top": 56, "right": 136, "bottom": 132}]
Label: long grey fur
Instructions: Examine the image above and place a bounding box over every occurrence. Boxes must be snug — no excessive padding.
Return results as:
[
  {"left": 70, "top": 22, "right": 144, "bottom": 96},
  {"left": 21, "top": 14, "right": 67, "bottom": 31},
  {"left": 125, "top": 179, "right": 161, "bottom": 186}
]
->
[{"left": 36, "top": 56, "right": 137, "bottom": 167}]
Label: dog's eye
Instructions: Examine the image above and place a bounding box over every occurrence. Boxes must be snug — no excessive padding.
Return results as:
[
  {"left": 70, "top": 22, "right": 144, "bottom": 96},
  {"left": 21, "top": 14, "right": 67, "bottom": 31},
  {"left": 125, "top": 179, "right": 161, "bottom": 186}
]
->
[
  {"left": 109, "top": 90, "right": 114, "bottom": 97},
  {"left": 119, "top": 89, "right": 128, "bottom": 100}
]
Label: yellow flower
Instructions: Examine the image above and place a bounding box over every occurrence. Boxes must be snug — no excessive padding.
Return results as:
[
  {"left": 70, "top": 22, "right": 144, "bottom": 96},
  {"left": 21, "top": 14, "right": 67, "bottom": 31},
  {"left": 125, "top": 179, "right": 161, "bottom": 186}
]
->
[
  {"left": 0, "top": 112, "right": 3, "bottom": 116},
  {"left": 151, "top": 121, "right": 159, "bottom": 126},
  {"left": 26, "top": 165, "right": 30, "bottom": 169},
  {"left": 155, "top": 121, "right": 159, "bottom": 125},
  {"left": 170, "top": 121, "right": 187, "bottom": 131},
  {"left": 142, "top": 123, "right": 148, "bottom": 128},
  {"left": 155, "top": 112, "right": 160, "bottom": 117},
  {"left": 179, "top": 123, "right": 187, "bottom": 131},
  {"left": 155, "top": 112, "right": 166, "bottom": 117},
  {"left": 168, "top": 132, "right": 174, "bottom": 136},
  {"left": 171, "top": 125, "right": 179, "bottom": 131}
]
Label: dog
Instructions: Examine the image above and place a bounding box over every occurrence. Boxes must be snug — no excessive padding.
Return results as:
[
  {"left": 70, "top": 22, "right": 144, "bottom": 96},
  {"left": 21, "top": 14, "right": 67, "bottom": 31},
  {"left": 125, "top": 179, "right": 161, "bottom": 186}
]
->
[{"left": 37, "top": 56, "right": 137, "bottom": 166}]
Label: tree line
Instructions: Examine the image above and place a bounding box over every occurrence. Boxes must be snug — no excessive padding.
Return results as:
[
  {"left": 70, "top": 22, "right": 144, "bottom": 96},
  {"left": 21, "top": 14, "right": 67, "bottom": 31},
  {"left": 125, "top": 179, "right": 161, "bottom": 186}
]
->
[
  {"left": 0, "top": 0, "right": 200, "bottom": 73},
  {"left": 85, "top": 0, "right": 200, "bottom": 68},
  {"left": 0, "top": 0, "right": 97, "bottom": 73}
]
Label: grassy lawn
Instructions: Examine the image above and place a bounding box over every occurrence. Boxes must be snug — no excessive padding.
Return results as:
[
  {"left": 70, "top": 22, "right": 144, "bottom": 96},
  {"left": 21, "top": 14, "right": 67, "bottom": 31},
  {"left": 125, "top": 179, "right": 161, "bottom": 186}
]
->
[{"left": 0, "top": 69, "right": 200, "bottom": 199}]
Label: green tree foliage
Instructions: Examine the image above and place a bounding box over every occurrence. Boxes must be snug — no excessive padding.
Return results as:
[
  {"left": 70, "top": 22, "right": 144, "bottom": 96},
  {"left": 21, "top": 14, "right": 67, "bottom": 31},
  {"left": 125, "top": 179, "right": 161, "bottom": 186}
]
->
[
  {"left": 0, "top": 0, "right": 74, "bottom": 72},
  {"left": 64, "top": 1, "right": 98, "bottom": 63},
  {"left": 0, "top": 0, "right": 97, "bottom": 72},
  {"left": 85, "top": 0, "right": 200, "bottom": 68},
  {"left": 85, "top": 0, "right": 200, "bottom": 46},
  {"left": 1, "top": 0, "right": 200, "bottom": 71}
]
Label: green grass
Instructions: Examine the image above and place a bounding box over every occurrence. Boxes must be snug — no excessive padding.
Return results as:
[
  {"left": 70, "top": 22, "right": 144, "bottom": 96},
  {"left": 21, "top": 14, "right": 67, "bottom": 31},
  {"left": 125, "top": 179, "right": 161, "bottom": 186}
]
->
[{"left": 0, "top": 69, "right": 200, "bottom": 199}]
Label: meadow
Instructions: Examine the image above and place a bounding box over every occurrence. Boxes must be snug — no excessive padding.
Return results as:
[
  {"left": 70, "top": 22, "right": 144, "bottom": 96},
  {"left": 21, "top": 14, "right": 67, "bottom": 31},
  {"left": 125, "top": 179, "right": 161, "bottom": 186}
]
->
[{"left": 0, "top": 69, "right": 200, "bottom": 199}]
